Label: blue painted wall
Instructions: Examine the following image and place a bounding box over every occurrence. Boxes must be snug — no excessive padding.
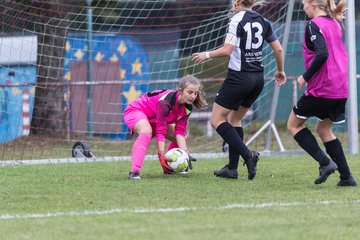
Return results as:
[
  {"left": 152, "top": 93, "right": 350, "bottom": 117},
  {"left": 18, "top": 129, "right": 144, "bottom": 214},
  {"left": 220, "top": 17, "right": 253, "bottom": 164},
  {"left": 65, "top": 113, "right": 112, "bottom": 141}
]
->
[{"left": 0, "top": 66, "right": 36, "bottom": 143}]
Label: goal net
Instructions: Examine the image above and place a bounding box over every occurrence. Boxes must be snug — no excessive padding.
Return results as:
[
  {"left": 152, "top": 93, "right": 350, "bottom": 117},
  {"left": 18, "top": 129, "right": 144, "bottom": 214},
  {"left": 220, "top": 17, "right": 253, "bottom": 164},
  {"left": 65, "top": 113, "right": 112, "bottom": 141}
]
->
[{"left": 0, "top": 0, "right": 350, "bottom": 164}]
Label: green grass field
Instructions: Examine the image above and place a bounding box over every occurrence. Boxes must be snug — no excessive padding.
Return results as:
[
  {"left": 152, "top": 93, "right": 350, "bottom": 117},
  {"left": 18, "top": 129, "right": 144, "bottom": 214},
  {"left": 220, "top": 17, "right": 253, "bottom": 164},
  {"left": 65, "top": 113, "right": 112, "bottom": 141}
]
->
[{"left": 1, "top": 154, "right": 359, "bottom": 240}]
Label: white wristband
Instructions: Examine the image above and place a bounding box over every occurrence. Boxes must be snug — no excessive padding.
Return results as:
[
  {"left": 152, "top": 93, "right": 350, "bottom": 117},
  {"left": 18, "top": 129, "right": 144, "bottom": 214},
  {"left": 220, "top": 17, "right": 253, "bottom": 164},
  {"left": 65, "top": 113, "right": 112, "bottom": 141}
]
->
[{"left": 205, "top": 52, "right": 210, "bottom": 59}]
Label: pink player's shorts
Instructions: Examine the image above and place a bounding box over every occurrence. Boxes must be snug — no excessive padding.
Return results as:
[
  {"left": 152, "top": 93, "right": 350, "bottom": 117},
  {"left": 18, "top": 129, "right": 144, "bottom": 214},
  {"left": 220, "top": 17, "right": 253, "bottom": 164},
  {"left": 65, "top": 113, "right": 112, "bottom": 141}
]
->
[{"left": 123, "top": 107, "right": 148, "bottom": 134}]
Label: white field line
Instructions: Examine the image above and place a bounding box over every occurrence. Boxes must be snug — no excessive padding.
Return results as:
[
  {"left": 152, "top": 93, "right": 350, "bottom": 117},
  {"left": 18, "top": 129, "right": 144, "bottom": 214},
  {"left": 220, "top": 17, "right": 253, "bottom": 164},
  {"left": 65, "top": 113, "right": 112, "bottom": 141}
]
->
[
  {"left": 0, "top": 150, "right": 309, "bottom": 167},
  {"left": 1, "top": 199, "right": 360, "bottom": 220}
]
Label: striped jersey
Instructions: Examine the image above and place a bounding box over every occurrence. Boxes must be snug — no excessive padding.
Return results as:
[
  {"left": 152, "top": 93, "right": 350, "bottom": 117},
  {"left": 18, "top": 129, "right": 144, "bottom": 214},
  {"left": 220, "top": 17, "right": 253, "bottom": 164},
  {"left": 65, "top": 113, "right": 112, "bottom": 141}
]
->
[{"left": 227, "top": 10, "right": 277, "bottom": 72}]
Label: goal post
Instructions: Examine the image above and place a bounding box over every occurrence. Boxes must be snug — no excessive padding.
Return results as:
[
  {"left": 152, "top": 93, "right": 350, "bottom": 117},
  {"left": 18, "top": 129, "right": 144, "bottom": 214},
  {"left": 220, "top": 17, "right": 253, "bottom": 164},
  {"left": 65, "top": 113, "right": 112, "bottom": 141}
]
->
[
  {"left": 0, "top": 0, "right": 356, "bottom": 164},
  {"left": 345, "top": 0, "right": 359, "bottom": 154}
]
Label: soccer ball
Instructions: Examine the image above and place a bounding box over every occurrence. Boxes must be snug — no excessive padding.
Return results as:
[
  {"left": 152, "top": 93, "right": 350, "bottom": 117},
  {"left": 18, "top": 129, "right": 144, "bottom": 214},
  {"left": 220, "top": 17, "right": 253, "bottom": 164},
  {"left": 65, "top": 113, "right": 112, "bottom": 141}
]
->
[{"left": 165, "top": 148, "right": 189, "bottom": 173}]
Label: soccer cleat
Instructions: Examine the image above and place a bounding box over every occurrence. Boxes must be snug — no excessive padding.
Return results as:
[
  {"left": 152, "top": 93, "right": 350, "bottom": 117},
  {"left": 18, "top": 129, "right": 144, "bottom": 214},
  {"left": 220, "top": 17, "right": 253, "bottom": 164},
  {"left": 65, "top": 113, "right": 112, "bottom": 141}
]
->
[
  {"left": 337, "top": 175, "right": 357, "bottom": 187},
  {"left": 214, "top": 165, "right": 238, "bottom": 179},
  {"left": 243, "top": 151, "right": 260, "bottom": 180},
  {"left": 314, "top": 160, "right": 337, "bottom": 184},
  {"left": 128, "top": 170, "right": 141, "bottom": 180}
]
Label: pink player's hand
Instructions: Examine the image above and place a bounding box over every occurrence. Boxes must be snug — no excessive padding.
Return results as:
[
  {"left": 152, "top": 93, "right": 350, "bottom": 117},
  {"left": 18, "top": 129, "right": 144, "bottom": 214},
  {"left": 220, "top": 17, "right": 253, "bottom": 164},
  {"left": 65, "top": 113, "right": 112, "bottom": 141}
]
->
[
  {"left": 297, "top": 75, "right": 307, "bottom": 91},
  {"left": 158, "top": 152, "right": 174, "bottom": 174}
]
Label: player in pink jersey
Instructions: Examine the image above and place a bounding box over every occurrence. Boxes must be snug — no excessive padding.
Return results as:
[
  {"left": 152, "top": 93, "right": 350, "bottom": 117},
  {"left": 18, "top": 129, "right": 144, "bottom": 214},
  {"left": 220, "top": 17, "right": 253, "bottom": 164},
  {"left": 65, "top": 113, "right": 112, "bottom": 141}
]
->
[
  {"left": 287, "top": 0, "right": 356, "bottom": 186},
  {"left": 124, "top": 75, "right": 207, "bottom": 180}
]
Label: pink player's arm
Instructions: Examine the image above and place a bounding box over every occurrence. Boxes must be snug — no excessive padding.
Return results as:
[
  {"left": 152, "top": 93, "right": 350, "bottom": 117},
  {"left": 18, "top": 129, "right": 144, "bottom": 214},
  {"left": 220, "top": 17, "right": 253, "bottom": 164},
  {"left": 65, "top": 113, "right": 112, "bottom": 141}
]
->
[
  {"left": 175, "top": 135, "right": 187, "bottom": 151},
  {"left": 175, "top": 115, "right": 197, "bottom": 169},
  {"left": 155, "top": 100, "right": 171, "bottom": 153},
  {"left": 174, "top": 115, "right": 189, "bottom": 152}
]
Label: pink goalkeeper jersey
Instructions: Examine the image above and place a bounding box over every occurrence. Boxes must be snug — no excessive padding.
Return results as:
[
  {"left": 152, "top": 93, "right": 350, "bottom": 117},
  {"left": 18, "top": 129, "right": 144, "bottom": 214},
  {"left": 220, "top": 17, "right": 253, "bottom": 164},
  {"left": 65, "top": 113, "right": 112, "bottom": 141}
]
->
[
  {"left": 303, "top": 16, "right": 348, "bottom": 98},
  {"left": 125, "top": 89, "right": 192, "bottom": 142}
]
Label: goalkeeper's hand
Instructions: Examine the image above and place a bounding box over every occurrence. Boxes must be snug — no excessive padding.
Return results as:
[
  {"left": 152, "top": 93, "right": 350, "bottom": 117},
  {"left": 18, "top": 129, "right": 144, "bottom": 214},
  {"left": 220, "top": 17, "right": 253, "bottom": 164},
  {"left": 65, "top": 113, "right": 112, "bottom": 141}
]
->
[{"left": 158, "top": 152, "right": 174, "bottom": 174}]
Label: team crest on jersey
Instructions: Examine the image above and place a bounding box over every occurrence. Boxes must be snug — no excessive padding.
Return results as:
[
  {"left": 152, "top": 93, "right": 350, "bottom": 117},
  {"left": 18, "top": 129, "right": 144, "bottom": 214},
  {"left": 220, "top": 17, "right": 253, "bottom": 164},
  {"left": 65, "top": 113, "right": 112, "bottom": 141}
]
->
[{"left": 225, "top": 34, "right": 234, "bottom": 43}]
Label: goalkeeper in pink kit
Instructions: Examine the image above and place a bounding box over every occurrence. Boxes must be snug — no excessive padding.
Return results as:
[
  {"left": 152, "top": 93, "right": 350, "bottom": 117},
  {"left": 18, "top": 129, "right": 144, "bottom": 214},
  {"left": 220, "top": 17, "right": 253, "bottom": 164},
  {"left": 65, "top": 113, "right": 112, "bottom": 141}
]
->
[{"left": 124, "top": 75, "right": 208, "bottom": 180}]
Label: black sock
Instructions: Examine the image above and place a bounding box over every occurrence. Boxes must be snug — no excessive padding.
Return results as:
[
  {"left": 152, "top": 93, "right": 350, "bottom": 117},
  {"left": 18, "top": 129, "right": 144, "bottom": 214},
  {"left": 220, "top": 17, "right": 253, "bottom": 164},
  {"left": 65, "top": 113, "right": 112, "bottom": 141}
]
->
[
  {"left": 294, "top": 128, "right": 330, "bottom": 167},
  {"left": 216, "top": 122, "right": 250, "bottom": 166},
  {"left": 228, "top": 127, "right": 244, "bottom": 169},
  {"left": 324, "top": 138, "right": 351, "bottom": 180}
]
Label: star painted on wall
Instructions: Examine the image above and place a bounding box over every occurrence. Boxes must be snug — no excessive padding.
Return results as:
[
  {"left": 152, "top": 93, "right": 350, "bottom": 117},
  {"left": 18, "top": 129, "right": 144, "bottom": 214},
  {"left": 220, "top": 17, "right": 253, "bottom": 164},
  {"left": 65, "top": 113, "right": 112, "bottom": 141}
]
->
[
  {"left": 12, "top": 88, "right": 21, "bottom": 95},
  {"left": 95, "top": 52, "right": 104, "bottom": 62},
  {"left": 120, "top": 69, "right": 126, "bottom": 80},
  {"left": 122, "top": 85, "right": 142, "bottom": 103},
  {"left": 63, "top": 92, "right": 70, "bottom": 111},
  {"left": 117, "top": 41, "right": 127, "bottom": 56},
  {"left": 66, "top": 41, "right": 71, "bottom": 51},
  {"left": 64, "top": 92, "right": 69, "bottom": 102},
  {"left": 110, "top": 54, "right": 119, "bottom": 62},
  {"left": 74, "top": 49, "right": 84, "bottom": 60},
  {"left": 131, "top": 57, "right": 142, "bottom": 76},
  {"left": 64, "top": 71, "right": 71, "bottom": 81}
]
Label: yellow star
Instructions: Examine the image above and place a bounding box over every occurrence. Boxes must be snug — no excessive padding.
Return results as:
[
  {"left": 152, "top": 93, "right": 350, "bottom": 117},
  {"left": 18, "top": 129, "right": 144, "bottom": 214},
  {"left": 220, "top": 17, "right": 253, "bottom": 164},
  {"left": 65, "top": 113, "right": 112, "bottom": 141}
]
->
[
  {"left": 120, "top": 69, "right": 126, "bottom": 80},
  {"left": 117, "top": 41, "right": 127, "bottom": 56},
  {"left": 131, "top": 57, "right": 142, "bottom": 76},
  {"left": 64, "top": 92, "right": 70, "bottom": 102},
  {"left": 122, "top": 85, "right": 142, "bottom": 103},
  {"left": 110, "top": 54, "right": 119, "bottom": 62},
  {"left": 64, "top": 71, "right": 71, "bottom": 81},
  {"left": 66, "top": 41, "right": 71, "bottom": 51},
  {"left": 74, "top": 49, "right": 84, "bottom": 60},
  {"left": 95, "top": 52, "right": 104, "bottom": 62},
  {"left": 12, "top": 88, "right": 21, "bottom": 95}
]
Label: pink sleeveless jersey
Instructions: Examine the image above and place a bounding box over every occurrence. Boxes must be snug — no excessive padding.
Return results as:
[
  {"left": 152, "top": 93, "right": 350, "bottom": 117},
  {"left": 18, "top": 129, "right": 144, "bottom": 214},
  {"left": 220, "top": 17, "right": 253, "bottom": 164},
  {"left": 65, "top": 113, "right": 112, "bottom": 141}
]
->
[
  {"left": 124, "top": 90, "right": 191, "bottom": 142},
  {"left": 302, "top": 16, "right": 348, "bottom": 98}
]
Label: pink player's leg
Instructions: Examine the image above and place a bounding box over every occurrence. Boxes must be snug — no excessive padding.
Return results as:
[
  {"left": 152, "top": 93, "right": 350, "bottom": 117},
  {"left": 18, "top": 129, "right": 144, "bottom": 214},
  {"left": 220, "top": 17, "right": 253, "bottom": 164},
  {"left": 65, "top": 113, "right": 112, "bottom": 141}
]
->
[{"left": 130, "top": 132, "right": 152, "bottom": 173}]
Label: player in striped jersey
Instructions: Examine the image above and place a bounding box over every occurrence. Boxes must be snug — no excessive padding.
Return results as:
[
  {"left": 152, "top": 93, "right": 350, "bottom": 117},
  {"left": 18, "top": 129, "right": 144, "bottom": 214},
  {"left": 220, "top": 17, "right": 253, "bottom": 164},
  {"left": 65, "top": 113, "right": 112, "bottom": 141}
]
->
[{"left": 192, "top": 0, "right": 286, "bottom": 180}]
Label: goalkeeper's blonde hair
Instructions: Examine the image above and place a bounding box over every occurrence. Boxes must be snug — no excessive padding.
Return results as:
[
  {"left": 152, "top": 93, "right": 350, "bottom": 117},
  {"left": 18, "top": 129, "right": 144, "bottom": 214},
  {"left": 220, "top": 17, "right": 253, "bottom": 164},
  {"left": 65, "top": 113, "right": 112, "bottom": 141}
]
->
[{"left": 177, "top": 75, "right": 208, "bottom": 110}]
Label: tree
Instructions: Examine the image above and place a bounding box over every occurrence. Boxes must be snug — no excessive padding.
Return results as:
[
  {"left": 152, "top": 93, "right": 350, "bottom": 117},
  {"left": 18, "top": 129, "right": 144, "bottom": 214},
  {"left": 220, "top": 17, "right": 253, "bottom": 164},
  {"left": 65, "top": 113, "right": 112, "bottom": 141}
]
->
[
  {"left": 1, "top": 0, "right": 87, "bottom": 137},
  {"left": 31, "top": 1, "right": 72, "bottom": 136}
]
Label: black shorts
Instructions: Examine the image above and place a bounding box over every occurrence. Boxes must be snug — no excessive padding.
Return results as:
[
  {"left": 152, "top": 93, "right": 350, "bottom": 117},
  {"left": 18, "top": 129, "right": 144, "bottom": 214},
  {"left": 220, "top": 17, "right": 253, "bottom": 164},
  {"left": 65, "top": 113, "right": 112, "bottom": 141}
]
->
[
  {"left": 293, "top": 94, "right": 347, "bottom": 123},
  {"left": 215, "top": 70, "right": 264, "bottom": 110}
]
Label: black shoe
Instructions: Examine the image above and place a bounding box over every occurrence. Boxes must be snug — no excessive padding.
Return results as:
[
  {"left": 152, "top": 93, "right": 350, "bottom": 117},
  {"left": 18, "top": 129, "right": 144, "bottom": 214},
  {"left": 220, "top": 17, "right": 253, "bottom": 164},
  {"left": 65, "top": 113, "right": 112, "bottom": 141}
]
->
[
  {"left": 314, "top": 160, "right": 337, "bottom": 184},
  {"left": 214, "top": 165, "right": 238, "bottom": 179},
  {"left": 128, "top": 170, "right": 141, "bottom": 180},
  {"left": 337, "top": 175, "right": 357, "bottom": 187},
  {"left": 243, "top": 151, "right": 260, "bottom": 180}
]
